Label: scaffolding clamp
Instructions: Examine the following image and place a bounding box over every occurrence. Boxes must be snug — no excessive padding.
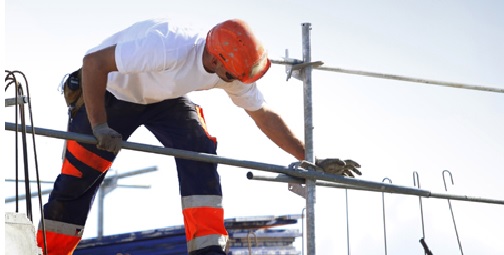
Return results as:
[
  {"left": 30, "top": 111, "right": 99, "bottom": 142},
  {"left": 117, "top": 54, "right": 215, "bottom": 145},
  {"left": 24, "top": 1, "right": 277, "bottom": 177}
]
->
[
  {"left": 282, "top": 49, "right": 323, "bottom": 81},
  {"left": 287, "top": 161, "right": 319, "bottom": 200}
]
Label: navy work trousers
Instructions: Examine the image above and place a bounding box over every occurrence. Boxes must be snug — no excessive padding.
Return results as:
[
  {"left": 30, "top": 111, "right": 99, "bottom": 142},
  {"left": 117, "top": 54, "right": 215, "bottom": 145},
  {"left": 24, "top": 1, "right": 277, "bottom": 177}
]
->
[{"left": 38, "top": 91, "right": 227, "bottom": 255}]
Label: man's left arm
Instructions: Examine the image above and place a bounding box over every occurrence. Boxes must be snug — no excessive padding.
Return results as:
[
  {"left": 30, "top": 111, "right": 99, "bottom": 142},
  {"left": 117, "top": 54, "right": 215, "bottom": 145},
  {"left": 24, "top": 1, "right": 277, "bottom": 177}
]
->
[
  {"left": 246, "top": 106, "right": 305, "bottom": 161},
  {"left": 246, "top": 106, "right": 362, "bottom": 177}
]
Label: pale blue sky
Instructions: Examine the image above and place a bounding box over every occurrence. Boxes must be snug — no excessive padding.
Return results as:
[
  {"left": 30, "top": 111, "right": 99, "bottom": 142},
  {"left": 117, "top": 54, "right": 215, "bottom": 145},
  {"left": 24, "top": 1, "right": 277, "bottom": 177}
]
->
[{"left": 3, "top": 1, "right": 504, "bottom": 254}]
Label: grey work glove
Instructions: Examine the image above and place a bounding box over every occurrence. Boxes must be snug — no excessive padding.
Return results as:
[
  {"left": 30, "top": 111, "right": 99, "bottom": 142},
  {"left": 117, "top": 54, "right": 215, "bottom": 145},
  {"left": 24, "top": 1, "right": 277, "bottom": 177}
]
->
[
  {"left": 315, "top": 158, "right": 362, "bottom": 177},
  {"left": 92, "top": 123, "right": 123, "bottom": 154}
]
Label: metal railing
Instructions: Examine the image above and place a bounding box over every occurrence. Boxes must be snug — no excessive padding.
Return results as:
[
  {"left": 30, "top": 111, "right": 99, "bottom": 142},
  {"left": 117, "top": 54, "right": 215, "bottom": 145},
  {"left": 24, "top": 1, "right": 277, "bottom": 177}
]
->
[{"left": 11, "top": 121, "right": 504, "bottom": 203}]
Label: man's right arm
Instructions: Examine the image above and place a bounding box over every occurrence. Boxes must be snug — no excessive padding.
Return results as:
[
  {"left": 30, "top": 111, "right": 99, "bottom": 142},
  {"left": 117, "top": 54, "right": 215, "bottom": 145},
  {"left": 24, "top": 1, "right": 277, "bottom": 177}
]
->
[
  {"left": 82, "top": 45, "right": 123, "bottom": 154},
  {"left": 82, "top": 45, "right": 118, "bottom": 128}
]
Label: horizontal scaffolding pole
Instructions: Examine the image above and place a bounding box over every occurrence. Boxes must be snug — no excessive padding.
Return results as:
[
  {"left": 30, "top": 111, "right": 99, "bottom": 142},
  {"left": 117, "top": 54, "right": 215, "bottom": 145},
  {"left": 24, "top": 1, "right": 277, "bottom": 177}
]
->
[
  {"left": 247, "top": 172, "right": 504, "bottom": 205},
  {"left": 5, "top": 189, "right": 52, "bottom": 204},
  {"left": 271, "top": 59, "right": 504, "bottom": 94},
  {"left": 6, "top": 122, "right": 504, "bottom": 205}
]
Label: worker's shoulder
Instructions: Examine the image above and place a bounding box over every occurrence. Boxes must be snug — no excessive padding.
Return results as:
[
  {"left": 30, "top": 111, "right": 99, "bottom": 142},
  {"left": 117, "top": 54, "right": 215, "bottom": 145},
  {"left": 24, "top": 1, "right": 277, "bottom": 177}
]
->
[{"left": 215, "top": 80, "right": 260, "bottom": 93}]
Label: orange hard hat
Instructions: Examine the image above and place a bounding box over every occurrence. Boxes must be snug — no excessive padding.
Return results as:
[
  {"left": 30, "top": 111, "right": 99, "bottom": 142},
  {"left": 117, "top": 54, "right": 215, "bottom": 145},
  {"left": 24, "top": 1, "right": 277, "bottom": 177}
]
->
[{"left": 206, "top": 19, "right": 271, "bottom": 84}]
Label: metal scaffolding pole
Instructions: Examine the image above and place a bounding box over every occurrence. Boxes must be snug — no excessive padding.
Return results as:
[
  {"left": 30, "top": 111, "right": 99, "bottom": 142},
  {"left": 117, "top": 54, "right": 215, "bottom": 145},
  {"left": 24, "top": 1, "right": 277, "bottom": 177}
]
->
[
  {"left": 270, "top": 60, "right": 504, "bottom": 94},
  {"left": 96, "top": 166, "right": 156, "bottom": 239},
  {"left": 246, "top": 172, "right": 504, "bottom": 205},
  {"left": 6, "top": 122, "right": 504, "bottom": 205},
  {"left": 301, "top": 22, "right": 317, "bottom": 255}
]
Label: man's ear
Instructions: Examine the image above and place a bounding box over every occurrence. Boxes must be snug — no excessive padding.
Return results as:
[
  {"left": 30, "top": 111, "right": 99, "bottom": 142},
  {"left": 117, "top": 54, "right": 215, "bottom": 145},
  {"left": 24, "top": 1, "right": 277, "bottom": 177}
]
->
[{"left": 202, "top": 47, "right": 218, "bottom": 73}]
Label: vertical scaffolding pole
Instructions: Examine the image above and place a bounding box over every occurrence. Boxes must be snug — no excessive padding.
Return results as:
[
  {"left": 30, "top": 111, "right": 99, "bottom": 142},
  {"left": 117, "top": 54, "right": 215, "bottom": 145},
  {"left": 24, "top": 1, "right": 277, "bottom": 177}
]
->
[
  {"left": 97, "top": 186, "right": 106, "bottom": 239},
  {"left": 302, "top": 22, "right": 316, "bottom": 255}
]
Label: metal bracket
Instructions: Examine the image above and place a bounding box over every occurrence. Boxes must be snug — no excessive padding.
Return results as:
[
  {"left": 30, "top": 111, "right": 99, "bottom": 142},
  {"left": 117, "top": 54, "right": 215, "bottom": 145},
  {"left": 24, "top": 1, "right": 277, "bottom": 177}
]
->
[
  {"left": 288, "top": 182, "right": 306, "bottom": 199},
  {"left": 283, "top": 49, "right": 324, "bottom": 81},
  {"left": 287, "top": 161, "right": 319, "bottom": 199},
  {"left": 287, "top": 161, "right": 306, "bottom": 198}
]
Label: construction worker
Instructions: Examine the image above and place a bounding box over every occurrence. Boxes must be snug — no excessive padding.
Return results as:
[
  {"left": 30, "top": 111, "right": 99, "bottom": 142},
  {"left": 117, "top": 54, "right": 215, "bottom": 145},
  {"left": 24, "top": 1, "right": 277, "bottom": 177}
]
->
[{"left": 37, "top": 18, "right": 361, "bottom": 255}]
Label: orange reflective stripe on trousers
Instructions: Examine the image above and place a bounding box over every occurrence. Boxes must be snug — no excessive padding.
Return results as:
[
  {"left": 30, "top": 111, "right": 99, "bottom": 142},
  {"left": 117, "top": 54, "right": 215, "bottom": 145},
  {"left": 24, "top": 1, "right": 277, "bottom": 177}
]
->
[
  {"left": 196, "top": 106, "right": 217, "bottom": 144},
  {"left": 37, "top": 230, "right": 81, "bottom": 255},
  {"left": 37, "top": 219, "right": 84, "bottom": 255},
  {"left": 182, "top": 195, "right": 228, "bottom": 252},
  {"left": 64, "top": 140, "right": 112, "bottom": 175},
  {"left": 184, "top": 207, "right": 227, "bottom": 240}
]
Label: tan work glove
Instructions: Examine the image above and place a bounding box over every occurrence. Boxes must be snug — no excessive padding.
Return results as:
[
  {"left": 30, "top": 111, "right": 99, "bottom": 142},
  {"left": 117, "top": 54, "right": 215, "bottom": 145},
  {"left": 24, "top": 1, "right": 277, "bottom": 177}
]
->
[
  {"left": 315, "top": 158, "right": 362, "bottom": 177},
  {"left": 295, "top": 158, "right": 362, "bottom": 177},
  {"left": 92, "top": 123, "right": 123, "bottom": 154}
]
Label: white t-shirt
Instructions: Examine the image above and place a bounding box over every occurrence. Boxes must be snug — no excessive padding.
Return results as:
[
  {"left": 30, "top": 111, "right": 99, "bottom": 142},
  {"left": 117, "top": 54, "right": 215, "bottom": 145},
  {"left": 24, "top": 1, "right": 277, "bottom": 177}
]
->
[{"left": 86, "top": 18, "right": 265, "bottom": 111}]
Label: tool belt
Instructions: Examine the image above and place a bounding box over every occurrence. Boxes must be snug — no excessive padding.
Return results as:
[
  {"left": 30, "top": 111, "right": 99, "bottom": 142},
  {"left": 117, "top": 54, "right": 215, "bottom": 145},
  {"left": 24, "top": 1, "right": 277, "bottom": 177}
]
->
[{"left": 63, "top": 69, "right": 83, "bottom": 117}]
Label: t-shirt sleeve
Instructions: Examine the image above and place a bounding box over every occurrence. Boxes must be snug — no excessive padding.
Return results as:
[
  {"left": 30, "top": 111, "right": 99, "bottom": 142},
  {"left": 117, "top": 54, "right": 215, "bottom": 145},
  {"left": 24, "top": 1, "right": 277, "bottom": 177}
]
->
[
  {"left": 115, "top": 32, "right": 175, "bottom": 73},
  {"left": 215, "top": 80, "right": 266, "bottom": 111}
]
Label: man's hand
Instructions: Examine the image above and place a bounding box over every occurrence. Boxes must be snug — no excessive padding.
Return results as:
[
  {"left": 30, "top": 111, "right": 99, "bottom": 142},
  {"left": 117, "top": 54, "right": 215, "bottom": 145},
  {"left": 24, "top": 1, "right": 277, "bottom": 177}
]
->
[
  {"left": 92, "top": 123, "right": 122, "bottom": 154},
  {"left": 315, "top": 158, "right": 362, "bottom": 177}
]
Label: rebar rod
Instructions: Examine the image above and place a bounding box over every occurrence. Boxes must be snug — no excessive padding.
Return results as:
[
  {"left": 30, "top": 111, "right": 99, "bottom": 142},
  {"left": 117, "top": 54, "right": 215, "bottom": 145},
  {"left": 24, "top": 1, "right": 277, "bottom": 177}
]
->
[{"left": 17, "top": 86, "right": 33, "bottom": 221}]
